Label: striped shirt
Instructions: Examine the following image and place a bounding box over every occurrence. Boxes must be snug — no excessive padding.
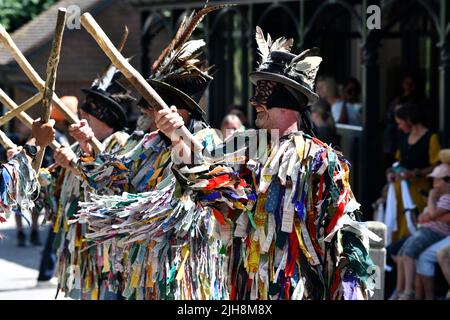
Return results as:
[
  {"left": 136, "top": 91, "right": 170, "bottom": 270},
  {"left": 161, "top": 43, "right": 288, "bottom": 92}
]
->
[{"left": 423, "top": 194, "right": 450, "bottom": 236}]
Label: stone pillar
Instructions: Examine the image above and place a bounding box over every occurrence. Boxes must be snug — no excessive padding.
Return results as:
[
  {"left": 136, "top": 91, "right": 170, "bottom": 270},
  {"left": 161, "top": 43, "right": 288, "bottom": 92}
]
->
[{"left": 367, "top": 221, "right": 387, "bottom": 300}]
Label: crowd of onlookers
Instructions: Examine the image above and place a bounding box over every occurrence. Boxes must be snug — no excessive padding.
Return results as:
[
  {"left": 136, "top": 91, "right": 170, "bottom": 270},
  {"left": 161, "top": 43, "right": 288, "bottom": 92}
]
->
[
  {"left": 310, "top": 76, "right": 363, "bottom": 147},
  {"left": 372, "top": 74, "right": 450, "bottom": 300}
]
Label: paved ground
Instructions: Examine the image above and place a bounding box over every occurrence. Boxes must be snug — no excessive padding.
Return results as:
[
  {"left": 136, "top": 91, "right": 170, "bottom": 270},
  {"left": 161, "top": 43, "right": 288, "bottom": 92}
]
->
[{"left": 0, "top": 217, "right": 70, "bottom": 300}]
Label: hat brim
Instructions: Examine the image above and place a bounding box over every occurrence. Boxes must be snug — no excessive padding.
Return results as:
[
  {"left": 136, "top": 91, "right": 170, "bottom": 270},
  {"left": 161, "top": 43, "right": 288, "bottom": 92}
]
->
[
  {"left": 147, "top": 80, "right": 206, "bottom": 117},
  {"left": 81, "top": 88, "right": 128, "bottom": 127},
  {"left": 249, "top": 71, "right": 319, "bottom": 106},
  {"left": 427, "top": 172, "right": 448, "bottom": 178}
]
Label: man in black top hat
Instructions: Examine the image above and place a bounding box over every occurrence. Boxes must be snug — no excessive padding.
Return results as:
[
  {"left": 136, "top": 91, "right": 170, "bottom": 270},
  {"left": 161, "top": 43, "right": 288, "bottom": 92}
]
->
[{"left": 54, "top": 66, "right": 134, "bottom": 169}]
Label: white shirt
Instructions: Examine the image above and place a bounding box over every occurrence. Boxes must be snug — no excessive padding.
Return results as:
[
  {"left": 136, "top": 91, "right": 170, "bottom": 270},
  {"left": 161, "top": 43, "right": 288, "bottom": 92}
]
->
[{"left": 331, "top": 100, "right": 362, "bottom": 126}]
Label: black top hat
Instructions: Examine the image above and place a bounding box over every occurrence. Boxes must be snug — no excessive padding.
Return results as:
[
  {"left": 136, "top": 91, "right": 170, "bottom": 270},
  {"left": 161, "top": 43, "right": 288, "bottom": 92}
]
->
[
  {"left": 81, "top": 65, "right": 135, "bottom": 130},
  {"left": 249, "top": 27, "right": 322, "bottom": 108}
]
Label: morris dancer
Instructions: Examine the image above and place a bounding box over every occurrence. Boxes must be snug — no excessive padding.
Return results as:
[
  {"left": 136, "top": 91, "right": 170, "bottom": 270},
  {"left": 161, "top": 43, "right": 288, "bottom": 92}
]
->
[
  {"left": 56, "top": 7, "right": 222, "bottom": 299},
  {"left": 51, "top": 63, "right": 135, "bottom": 299},
  {"left": 152, "top": 28, "right": 379, "bottom": 300}
]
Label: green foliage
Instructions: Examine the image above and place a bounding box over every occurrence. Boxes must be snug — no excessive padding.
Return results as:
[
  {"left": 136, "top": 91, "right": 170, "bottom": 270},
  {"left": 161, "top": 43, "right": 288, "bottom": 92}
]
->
[{"left": 0, "top": 0, "right": 56, "bottom": 32}]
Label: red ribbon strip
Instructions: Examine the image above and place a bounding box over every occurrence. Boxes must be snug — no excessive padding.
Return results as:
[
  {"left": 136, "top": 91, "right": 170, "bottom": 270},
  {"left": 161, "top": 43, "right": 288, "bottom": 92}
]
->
[{"left": 212, "top": 208, "right": 226, "bottom": 225}]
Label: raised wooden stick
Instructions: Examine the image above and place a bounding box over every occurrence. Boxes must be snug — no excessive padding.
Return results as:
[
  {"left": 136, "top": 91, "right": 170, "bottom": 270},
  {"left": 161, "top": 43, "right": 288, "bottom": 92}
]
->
[
  {"left": 0, "top": 88, "right": 80, "bottom": 174},
  {"left": 0, "top": 91, "right": 42, "bottom": 127},
  {"left": 33, "top": 8, "right": 66, "bottom": 172},
  {"left": 0, "top": 88, "right": 61, "bottom": 150},
  {"left": 0, "top": 22, "right": 104, "bottom": 153},
  {"left": 0, "top": 129, "right": 17, "bottom": 150},
  {"left": 80, "top": 13, "right": 204, "bottom": 151}
]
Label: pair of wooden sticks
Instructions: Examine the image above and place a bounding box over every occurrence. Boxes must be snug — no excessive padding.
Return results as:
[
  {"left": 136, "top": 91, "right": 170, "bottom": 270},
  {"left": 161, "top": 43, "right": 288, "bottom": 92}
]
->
[{"left": 0, "top": 8, "right": 104, "bottom": 173}]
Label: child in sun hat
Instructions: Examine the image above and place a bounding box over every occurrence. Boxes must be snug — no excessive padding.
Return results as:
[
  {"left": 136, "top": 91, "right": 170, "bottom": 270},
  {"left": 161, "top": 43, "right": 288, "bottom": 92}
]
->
[{"left": 394, "top": 149, "right": 450, "bottom": 299}]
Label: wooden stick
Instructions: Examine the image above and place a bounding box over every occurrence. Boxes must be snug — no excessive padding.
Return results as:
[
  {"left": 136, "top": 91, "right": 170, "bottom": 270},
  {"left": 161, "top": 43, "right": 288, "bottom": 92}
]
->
[
  {"left": 0, "top": 88, "right": 81, "bottom": 175},
  {"left": 0, "top": 129, "right": 17, "bottom": 150},
  {"left": 0, "top": 88, "right": 61, "bottom": 150},
  {"left": 33, "top": 8, "right": 67, "bottom": 172},
  {"left": 0, "top": 22, "right": 104, "bottom": 153},
  {"left": 80, "top": 13, "right": 204, "bottom": 151},
  {"left": 0, "top": 91, "right": 42, "bottom": 127}
]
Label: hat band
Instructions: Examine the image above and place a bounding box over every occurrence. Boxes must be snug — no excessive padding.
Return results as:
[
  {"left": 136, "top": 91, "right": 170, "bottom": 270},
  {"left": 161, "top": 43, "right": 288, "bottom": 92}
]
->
[
  {"left": 257, "top": 60, "right": 315, "bottom": 94},
  {"left": 259, "top": 61, "right": 286, "bottom": 75}
]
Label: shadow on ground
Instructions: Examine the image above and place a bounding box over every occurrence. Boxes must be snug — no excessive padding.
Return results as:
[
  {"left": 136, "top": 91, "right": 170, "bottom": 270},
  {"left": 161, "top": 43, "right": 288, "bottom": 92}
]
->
[{"left": 0, "top": 225, "right": 50, "bottom": 270}]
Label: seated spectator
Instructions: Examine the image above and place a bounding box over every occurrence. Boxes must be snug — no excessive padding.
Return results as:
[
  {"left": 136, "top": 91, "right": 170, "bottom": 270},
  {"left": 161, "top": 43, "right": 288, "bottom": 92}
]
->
[
  {"left": 394, "top": 160, "right": 450, "bottom": 299},
  {"left": 383, "top": 74, "right": 422, "bottom": 166},
  {"left": 221, "top": 114, "right": 244, "bottom": 141},
  {"left": 387, "top": 103, "right": 441, "bottom": 240},
  {"left": 343, "top": 77, "right": 362, "bottom": 108}
]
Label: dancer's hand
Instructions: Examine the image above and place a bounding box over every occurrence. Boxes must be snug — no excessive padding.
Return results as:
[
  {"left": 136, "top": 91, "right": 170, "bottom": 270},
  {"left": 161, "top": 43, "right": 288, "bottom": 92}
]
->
[
  {"left": 32, "top": 119, "right": 56, "bottom": 147},
  {"left": 154, "top": 106, "right": 184, "bottom": 142},
  {"left": 69, "top": 120, "right": 94, "bottom": 154},
  {"left": 54, "top": 146, "right": 76, "bottom": 169}
]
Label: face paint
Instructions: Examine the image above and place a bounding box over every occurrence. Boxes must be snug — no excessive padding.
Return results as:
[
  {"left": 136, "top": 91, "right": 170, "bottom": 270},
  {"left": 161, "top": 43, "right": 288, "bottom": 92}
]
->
[
  {"left": 250, "top": 80, "right": 277, "bottom": 110},
  {"left": 250, "top": 81, "right": 277, "bottom": 129}
]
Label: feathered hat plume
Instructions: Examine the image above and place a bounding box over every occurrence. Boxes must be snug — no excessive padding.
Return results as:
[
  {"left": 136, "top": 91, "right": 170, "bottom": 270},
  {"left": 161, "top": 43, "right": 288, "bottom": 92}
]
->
[
  {"left": 255, "top": 26, "right": 294, "bottom": 66},
  {"left": 144, "top": 3, "right": 231, "bottom": 117}
]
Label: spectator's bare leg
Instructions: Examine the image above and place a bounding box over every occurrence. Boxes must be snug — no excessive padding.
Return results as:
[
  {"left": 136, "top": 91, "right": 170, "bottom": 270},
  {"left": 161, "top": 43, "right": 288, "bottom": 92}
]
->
[
  {"left": 29, "top": 210, "right": 41, "bottom": 246},
  {"left": 437, "top": 247, "right": 450, "bottom": 286},
  {"left": 31, "top": 210, "right": 39, "bottom": 231},
  {"left": 396, "top": 256, "right": 406, "bottom": 294},
  {"left": 419, "top": 275, "right": 435, "bottom": 300},
  {"left": 14, "top": 212, "right": 26, "bottom": 247},
  {"left": 403, "top": 256, "right": 416, "bottom": 294},
  {"left": 414, "top": 275, "right": 424, "bottom": 299}
]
